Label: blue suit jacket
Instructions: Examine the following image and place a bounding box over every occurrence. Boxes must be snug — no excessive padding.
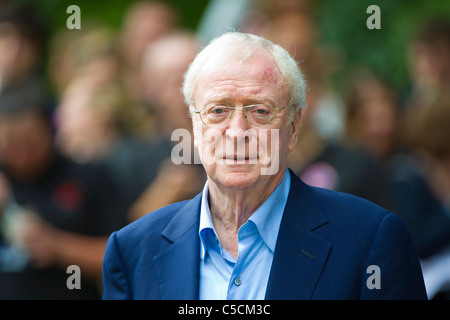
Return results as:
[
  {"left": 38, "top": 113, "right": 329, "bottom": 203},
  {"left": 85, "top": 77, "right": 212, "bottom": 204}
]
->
[{"left": 102, "top": 170, "right": 427, "bottom": 299}]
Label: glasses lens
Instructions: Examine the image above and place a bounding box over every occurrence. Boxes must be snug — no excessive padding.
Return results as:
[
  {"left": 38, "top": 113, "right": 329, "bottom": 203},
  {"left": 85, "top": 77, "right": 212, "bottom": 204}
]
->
[
  {"left": 245, "top": 105, "right": 274, "bottom": 127},
  {"left": 199, "top": 105, "right": 277, "bottom": 127},
  {"left": 201, "top": 106, "right": 231, "bottom": 127}
]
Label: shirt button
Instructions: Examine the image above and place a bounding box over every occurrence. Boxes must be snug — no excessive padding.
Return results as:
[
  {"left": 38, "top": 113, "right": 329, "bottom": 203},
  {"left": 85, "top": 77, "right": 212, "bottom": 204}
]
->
[{"left": 234, "top": 277, "right": 242, "bottom": 286}]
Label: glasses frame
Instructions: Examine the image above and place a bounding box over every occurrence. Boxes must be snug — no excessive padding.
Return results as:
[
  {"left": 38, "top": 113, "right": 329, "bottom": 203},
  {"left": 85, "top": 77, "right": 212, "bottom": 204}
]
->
[{"left": 194, "top": 104, "right": 289, "bottom": 128}]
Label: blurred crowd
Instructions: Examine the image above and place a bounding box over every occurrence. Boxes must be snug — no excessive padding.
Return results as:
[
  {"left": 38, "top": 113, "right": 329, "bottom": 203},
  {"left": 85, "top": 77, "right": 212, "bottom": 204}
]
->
[{"left": 0, "top": 0, "right": 449, "bottom": 299}]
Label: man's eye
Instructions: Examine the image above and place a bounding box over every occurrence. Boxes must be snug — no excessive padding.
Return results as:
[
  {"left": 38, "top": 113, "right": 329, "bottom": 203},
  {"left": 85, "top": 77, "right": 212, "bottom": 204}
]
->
[
  {"left": 255, "top": 108, "right": 268, "bottom": 115},
  {"left": 212, "top": 108, "right": 224, "bottom": 114},
  {"left": 208, "top": 107, "right": 228, "bottom": 115},
  {"left": 250, "top": 106, "right": 271, "bottom": 116}
]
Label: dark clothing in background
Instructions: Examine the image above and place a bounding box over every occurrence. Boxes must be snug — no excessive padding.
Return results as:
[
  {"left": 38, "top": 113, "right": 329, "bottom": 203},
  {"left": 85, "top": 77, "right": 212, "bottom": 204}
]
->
[
  {"left": 388, "top": 153, "right": 450, "bottom": 260},
  {"left": 0, "top": 153, "right": 127, "bottom": 299},
  {"left": 296, "top": 144, "right": 396, "bottom": 212},
  {"left": 103, "top": 137, "right": 173, "bottom": 210}
]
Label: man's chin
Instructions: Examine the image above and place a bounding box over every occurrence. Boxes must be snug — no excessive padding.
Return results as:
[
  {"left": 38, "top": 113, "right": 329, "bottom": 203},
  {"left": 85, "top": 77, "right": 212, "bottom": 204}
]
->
[{"left": 213, "top": 168, "right": 254, "bottom": 188}]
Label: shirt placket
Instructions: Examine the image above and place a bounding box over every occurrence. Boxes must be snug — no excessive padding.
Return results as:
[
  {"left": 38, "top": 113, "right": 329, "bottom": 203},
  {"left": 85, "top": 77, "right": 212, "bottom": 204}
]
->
[{"left": 226, "top": 221, "right": 258, "bottom": 300}]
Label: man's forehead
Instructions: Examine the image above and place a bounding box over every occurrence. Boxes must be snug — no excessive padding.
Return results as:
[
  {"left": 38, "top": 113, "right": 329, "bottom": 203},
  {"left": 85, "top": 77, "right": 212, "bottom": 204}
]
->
[
  {"left": 196, "top": 52, "right": 284, "bottom": 91},
  {"left": 203, "top": 49, "right": 280, "bottom": 76}
]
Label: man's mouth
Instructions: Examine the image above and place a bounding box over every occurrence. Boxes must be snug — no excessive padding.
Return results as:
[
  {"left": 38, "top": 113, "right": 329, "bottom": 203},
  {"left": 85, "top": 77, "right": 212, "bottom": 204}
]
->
[{"left": 223, "top": 155, "right": 258, "bottom": 163}]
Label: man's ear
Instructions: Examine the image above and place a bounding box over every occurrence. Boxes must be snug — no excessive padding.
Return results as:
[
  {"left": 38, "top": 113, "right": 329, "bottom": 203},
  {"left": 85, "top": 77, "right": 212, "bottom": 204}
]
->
[
  {"left": 189, "top": 105, "right": 199, "bottom": 149},
  {"left": 288, "top": 108, "right": 302, "bottom": 152},
  {"left": 193, "top": 132, "right": 198, "bottom": 149}
]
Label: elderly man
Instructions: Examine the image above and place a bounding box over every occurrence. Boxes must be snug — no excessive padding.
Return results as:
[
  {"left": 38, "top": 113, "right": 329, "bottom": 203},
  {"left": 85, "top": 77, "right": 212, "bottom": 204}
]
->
[{"left": 102, "top": 32, "right": 427, "bottom": 300}]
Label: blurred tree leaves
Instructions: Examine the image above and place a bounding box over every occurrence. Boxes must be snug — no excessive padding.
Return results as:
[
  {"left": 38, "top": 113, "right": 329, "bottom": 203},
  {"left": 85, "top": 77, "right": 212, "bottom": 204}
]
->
[
  {"left": 315, "top": 0, "right": 450, "bottom": 91},
  {"left": 6, "top": 0, "right": 450, "bottom": 92},
  {"left": 11, "top": 0, "right": 209, "bottom": 32}
]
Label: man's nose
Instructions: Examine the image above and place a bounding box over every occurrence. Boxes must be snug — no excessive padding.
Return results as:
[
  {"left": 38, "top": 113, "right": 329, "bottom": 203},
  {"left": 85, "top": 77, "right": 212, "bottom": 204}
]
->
[
  {"left": 227, "top": 109, "right": 250, "bottom": 130},
  {"left": 225, "top": 109, "right": 251, "bottom": 142}
]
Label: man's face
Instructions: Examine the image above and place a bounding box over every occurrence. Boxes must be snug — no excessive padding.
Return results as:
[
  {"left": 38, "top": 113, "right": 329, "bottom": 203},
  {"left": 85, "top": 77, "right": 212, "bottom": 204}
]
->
[
  {"left": 0, "top": 113, "right": 52, "bottom": 181},
  {"left": 0, "top": 23, "right": 39, "bottom": 87},
  {"left": 192, "top": 51, "right": 300, "bottom": 191}
]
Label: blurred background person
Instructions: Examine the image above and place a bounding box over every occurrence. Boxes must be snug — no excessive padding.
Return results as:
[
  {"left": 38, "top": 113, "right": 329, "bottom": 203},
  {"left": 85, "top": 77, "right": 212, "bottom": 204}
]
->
[
  {"left": 129, "top": 31, "right": 205, "bottom": 220},
  {"left": 55, "top": 76, "right": 128, "bottom": 164},
  {"left": 141, "top": 31, "right": 198, "bottom": 141},
  {"left": 48, "top": 24, "right": 156, "bottom": 140},
  {"left": 405, "top": 18, "right": 450, "bottom": 111},
  {"left": 47, "top": 26, "right": 121, "bottom": 98},
  {"left": 389, "top": 92, "right": 450, "bottom": 299},
  {"left": 119, "top": 0, "right": 178, "bottom": 107},
  {"left": 54, "top": 73, "right": 173, "bottom": 223},
  {"left": 0, "top": 84, "right": 126, "bottom": 299},
  {"left": 344, "top": 70, "right": 402, "bottom": 163},
  {"left": 303, "top": 69, "right": 403, "bottom": 212},
  {"left": 386, "top": 15, "right": 450, "bottom": 300},
  {"left": 0, "top": 3, "right": 47, "bottom": 95}
]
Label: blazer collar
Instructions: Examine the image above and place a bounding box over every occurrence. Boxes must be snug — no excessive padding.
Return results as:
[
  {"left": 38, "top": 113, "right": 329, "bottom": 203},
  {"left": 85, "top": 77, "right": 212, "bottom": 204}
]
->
[
  {"left": 153, "top": 193, "right": 202, "bottom": 300},
  {"left": 265, "top": 169, "right": 331, "bottom": 300}
]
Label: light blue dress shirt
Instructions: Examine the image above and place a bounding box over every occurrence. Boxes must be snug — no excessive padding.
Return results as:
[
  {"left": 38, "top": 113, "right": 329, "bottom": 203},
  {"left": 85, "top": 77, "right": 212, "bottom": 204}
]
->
[{"left": 199, "top": 168, "right": 291, "bottom": 300}]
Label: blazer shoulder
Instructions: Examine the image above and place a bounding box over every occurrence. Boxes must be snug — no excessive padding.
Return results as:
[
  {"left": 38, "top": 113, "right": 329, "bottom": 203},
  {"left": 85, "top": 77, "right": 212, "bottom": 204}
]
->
[
  {"left": 115, "top": 199, "right": 191, "bottom": 244},
  {"left": 311, "top": 186, "right": 391, "bottom": 227}
]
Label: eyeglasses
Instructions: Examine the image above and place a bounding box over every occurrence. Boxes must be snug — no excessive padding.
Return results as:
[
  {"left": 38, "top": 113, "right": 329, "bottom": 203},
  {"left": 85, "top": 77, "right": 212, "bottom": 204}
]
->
[{"left": 194, "top": 104, "right": 288, "bottom": 128}]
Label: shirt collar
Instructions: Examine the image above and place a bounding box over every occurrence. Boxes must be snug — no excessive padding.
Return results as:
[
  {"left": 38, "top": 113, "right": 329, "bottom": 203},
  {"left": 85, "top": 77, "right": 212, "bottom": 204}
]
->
[
  {"left": 199, "top": 181, "right": 214, "bottom": 260},
  {"left": 199, "top": 168, "right": 291, "bottom": 260}
]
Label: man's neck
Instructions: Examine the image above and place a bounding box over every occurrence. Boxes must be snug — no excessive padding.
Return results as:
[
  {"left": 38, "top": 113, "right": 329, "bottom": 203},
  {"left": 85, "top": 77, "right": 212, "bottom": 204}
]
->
[{"left": 206, "top": 168, "right": 285, "bottom": 258}]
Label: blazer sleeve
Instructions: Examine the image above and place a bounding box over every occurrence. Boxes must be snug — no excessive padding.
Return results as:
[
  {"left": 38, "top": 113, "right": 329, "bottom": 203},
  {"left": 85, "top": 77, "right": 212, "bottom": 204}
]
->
[
  {"left": 102, "top": 231, "right": 131, "bottom": 300},
  {"left": 360, "top": 213, "right": 428, "bottom": 299}
]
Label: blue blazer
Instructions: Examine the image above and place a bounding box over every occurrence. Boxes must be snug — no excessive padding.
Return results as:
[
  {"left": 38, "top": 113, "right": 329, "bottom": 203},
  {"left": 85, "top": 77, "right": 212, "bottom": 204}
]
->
[{"left": 102, "top": 170, "right": 427, "bottom": 299}]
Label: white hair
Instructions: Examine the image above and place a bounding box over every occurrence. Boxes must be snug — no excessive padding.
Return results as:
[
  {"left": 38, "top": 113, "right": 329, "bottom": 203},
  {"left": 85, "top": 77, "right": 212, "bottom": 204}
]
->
[{"left": 182, "top": 32, "right": 307, "bottom": 120}]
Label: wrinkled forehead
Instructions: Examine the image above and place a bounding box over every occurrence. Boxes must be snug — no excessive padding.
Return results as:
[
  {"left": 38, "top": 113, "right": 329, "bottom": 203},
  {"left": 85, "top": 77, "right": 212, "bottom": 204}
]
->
[
  {"left": 200, "top": 45, "right": 281, "bottom": 78},
  {"left": 194, "top": 49, "right": 286, "bottom": 102}
]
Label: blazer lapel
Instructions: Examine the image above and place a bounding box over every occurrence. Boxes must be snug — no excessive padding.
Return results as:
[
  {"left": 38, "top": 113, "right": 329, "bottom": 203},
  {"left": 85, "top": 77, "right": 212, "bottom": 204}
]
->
[
  {"left": 265, "top": 171, "right": 331, "bottom": 300},
  {"left": 153, "top": 193, "right": 202, "bottom": 300}
]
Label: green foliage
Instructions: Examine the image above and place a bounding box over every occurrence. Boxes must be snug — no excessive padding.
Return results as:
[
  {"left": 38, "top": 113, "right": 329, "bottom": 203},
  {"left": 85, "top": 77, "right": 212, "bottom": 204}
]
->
[
  {"left": 6, "top": 0, "right": 450, "bottom": 92},
  {"left": 315, "top": 0, "right": 450, "bottom": 91},
  {"left": 12, "top": 0, "right": 209, "bottom": 32}
]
